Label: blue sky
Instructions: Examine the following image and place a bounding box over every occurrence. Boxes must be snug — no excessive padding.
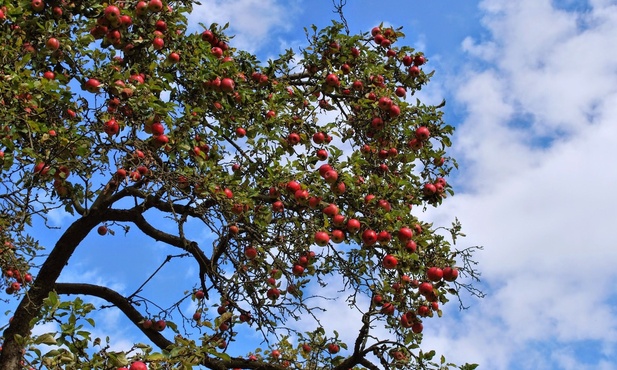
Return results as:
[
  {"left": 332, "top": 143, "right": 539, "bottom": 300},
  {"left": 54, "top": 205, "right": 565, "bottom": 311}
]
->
[{"left": 8, "top": 1, "right": 617, "bottom": 369}]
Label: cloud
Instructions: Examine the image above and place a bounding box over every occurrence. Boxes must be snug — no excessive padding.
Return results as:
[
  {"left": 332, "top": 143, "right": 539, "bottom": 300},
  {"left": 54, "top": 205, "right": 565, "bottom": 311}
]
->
[
  {"left": 420, "top": 0, "right": 617, "bottom": 368},
  {"left": 187, "top": 0, "right": 302, "bottom": 53}
]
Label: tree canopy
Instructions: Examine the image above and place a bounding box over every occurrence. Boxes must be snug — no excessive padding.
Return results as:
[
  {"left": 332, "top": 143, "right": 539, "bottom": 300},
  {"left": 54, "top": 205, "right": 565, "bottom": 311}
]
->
[{"left": 0, "top": 1, "right": 480, "bottom": 369}]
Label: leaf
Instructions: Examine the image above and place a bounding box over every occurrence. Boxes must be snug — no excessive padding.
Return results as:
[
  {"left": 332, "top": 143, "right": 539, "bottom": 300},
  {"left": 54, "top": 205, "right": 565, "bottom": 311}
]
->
[{"left": 35, "top": 333, "right": 57, "bottom": 345}]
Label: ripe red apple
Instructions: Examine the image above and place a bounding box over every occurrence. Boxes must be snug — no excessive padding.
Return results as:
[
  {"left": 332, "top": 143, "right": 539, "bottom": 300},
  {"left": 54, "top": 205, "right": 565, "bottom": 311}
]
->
[
  {"left": 418, "top": 282, "right": 433, "bottom": 296},
  {"left": 312, "top": 131, "right": 325, "bottom": 144},
  {"left": 402, "top": 54, "right": 413, "bottom": 66},
  {"left": 331, "top": 229, "right": 345, "bottom": 243},
  {"left": 325, "top": 73, "right": 339, "bottom": 87},
  {"left": 168, "top": 52, "right": 180, "bottom": 63},
  {"left": 302, "top": 344, "right": 311, "bottom": 353},
  {"left": 97, "top": 225, "right": 108, "bottom": 235},
  {"left": 415, "top": 126, "right": 430, "bottom": 141},
  {"left": 221, "top": 78, "right": 235, "bottom": 92},
  {"left": 308, "top": 196, "right": 321, "bottom": 209},
  {"left": 423, "top": 183, "right": 437, "bottom": 196},
  {"left": 409, "top": 66, "right": 420, "bottom": 77},
  {"left": 426, "top": 267, "right": 443, "bottom": 281},
  {"left": 382, "top": 255, "right": 398, "bottom": 269},
  {"left": 244, "top": 246, "right": 257, "bottom": 260},
  {"left": 395, "top": 86, "right": 406, "bottom": 98},
  {"left": 361, "top": 229, "right": 377, "bottom": 246},
  {"left": 154, "top": 319, "right": 166, "bottom": 331},
  {"left": 414, "top": 55, "right": 426, "bottom": 66},
  {"left": 235, "top": 127, "right": 246, "bottom": 137},
  {"left": 272, "top": 200, "right": 284, "bottom": 213},
  {"left": 287, "top": 133, "right": 301, "bottom": 145},
  {"left": 381, "top": 302, "right": 395, "bottom": 315},
  {"left": 318, "top": 164, "right": 333, "bottom": 178},
  {"left": 31, "top": 0, "right": 45, "bottom": 12},
  {"left": 43, "top": 71, "right": 55, "bottom": 80},
  {"left": 411, "top": 322, "right": 423, "bottom": 334},
  {"left": 332, "top": 214, "right": 346, "bottom": 227},
  {"left": 129, "top": 361, "right": 148, "bottom": 370},
  {"left": 211, "top": 47, "right": 223, "bottom": 58},
  {"left": 398, "top": 227, "right": 413, "bottom": 242},
  {"left": 292, "top": 264, "right": 304, "bottom": 276},
  {"left": 378, "top": 96, "right": 392, "bottom": 110},
  {"left": 443, "top": 267, "right": 459, "bottom": 281},
  {"left": 314, "top": 231, "right": 330, "bottom": 246},
  {"left": 104, "top": 119, "right": 119, "bottom": 136},
  {"left": 151, "top": 122, "right": 164, "bottom": 136},
  {"left": 286, "top": 180, "right": 301, "bottom": 193},
  {"left": 405, "top": 240, "right": 417, "bottom": 252},
  {"left": 195, "top": 290, "right": 205, "bottom": 299},
  {"left": 152, "top": 37, "right": 164, "bottom": 50},
  {"left": 316, "top": 149, "right": 328, "bottom": 160},
  {"left": 377, "top": 231, "right": 391, "bottom": 244},
  {"left": 148, "top": 0, "right": 163, "bottom": 12},
  {"left": 104, "top": 5, "right": 121, "bottom": 22},
  {"left": 323, "top": 170, "right": 338, "bottom": 184},
  {"left": 267, "top": 288, "right": 280, "bottom": 300},
  {"left": 294, "top": 189, "right": 309, "bottom": 203},
  {"left": 84, "top": 78, "right": 101, "bottom": 93},
  {"left": 346, "top": 218, "right": 361, "bottom": 233},
  {"left": 46, "top": 37, "right": 60, "bottom": 51},
  {"left": 322, "top": 203, "right": 339, "bottom": 217},
  {"left": 327, "top": 343, "right": 340, "bottom": 354}
]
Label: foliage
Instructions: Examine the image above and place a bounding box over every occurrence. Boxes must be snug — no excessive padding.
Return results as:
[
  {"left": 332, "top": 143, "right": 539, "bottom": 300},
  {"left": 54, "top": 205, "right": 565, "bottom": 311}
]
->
[{"left": 0, "top": 1, "right": 481, "bottom": 369}]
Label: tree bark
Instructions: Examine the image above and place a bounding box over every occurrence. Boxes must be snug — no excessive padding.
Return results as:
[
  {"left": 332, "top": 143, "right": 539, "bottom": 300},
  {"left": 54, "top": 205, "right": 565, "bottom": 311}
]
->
[{"left": 0, "top": 214, "right": 102, "bottom": 370}]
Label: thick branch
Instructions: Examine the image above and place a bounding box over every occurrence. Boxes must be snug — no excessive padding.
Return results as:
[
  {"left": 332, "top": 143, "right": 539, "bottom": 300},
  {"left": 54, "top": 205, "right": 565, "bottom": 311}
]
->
[
  {"left": 55, "top": 283, "right": 173, "bottom": 349},
  {"left": 0, "top": 213, "right": 104, "bottom": 370}
]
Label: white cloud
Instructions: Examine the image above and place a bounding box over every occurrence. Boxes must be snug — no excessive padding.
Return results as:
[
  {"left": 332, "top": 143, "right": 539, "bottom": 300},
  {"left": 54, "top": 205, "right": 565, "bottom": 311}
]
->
[
  {"left": 420, "top": 0, "right": 617, "bottom": 368},
  {"left": 187, "top": 0, "right": 302, "bottom": 53}
]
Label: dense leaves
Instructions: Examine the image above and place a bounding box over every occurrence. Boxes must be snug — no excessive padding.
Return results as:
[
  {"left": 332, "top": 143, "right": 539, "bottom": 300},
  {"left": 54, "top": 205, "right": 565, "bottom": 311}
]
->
[{"left": 0, "top": 1, "right": 480, "bottom": 369}]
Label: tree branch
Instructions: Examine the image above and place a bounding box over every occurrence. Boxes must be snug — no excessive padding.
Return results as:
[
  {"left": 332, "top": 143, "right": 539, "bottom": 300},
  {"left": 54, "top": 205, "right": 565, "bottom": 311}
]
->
[{"left": 55, "top": 282, "right": 174, "bottom": 350}]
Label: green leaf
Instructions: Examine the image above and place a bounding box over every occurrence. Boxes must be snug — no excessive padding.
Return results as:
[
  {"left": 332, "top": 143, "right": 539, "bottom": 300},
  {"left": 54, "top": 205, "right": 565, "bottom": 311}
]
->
[{"left": 35, "top": 333, "right": 58, "bottom": 345}]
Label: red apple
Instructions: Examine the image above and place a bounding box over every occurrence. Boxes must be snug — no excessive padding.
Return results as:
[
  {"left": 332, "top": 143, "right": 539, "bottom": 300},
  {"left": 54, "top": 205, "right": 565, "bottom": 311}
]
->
[
  {"left": 346, "top": 218, "right": 361, "bottom": 233},
  {"left": 418, "top": 282, "right": 433, "bottom": 296},
  {"left": 322, "top": 203, "right": 339, "bottom": 217},
  {"left": 154, "top": 319, "right": 166, "bottom": 331},
  {"left": 361, "top": 229, "right": 377, "bottom": 246},
  {"left": 152, "top": 37, "right": 164, "bottom": 50},
  {"left": 148, "top": 0, "right": 163, "bottom": 12},
  {"left": 325, "top": 73, "right": 339, "bottom": 87},
  {"left": 84, "top": 78, "right": 101, "bottom": 93},
  {"left": 443, "top": 267, "right": 459, "bottom": 281},
  {"left": 382, "top": 255, "right": 398, "bottom": 269},
  {"left": 235, "top": 127, "right": 246, "bottom": 137},
  {"left": 415, "top": 126, "right": 430, "bottom": 141},
  {"left": 97, "top": 225, "right": 108, "bottom": 235},
  {"left": 46, "top": 37, "right": 60, "bottom": 51},
  {"left": 314, "top": 231, "right": 330, "bottom": 246},
  {"left": 398, "top": 227, "right": 413, "bottom": 242},
  {"left": 316, "top": 149, "right": 328, "bottom": 160},
  {"left": 331, "top": 229, "right": 345, "bottom": 243},
  {"left": 323, "top": 170, "right": 338, "bottom": 184},
  {"left": 129, "top": 361, "right": 148, "bottom": 370},
  {"left": 426, "top": 267, "right": 443, "bottom": 281},
  {"left": 244, "top": 246, "right": 257, "bottom": 259},
  {"left": 292, "top": 264, "right": 304, "bottom": 276},
  {"left": 405, "top": 240, "right": 417, "bottom": 252},
  {"left": 267, "top": 288, "right": 280, "bottom": 300},
  {"left": 327, "top": 343, "right": 340, "bottom": 354},
  {"left": 221, "top": 78, "right": 235, "bottom": 92}
]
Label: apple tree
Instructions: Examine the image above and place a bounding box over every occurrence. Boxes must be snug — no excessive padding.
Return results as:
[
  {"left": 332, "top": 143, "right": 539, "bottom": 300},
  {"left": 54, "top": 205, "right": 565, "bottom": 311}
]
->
[{"left": 0, "top": 0, "right": 481, "bottom": 369}]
